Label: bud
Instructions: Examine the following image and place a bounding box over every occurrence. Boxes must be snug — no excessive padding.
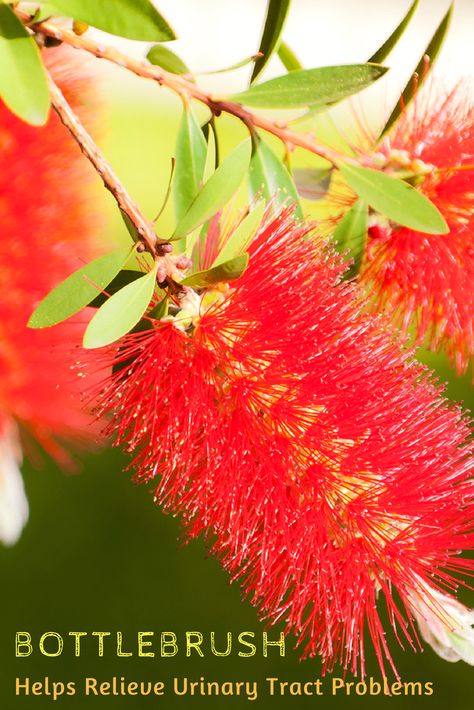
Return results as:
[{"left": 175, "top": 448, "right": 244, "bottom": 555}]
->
[{"left": 409, "top": 580, "right": 474, "bottom": 665}]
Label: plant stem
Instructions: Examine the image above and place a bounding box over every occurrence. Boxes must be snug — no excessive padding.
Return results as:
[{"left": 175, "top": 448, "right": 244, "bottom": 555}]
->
[
  {"left": 18, "top": 8, "right": 345, "bottom": 167},
  {"left": 47, "top": 72, "right": 162, "bottom": 256}
]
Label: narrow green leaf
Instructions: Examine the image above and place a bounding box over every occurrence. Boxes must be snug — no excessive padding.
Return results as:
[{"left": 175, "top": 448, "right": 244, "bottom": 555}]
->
[
  {"left": 277, "top": 40, "right": 303, "bottom": 72},
  {"left": 89, "top": 270, "right": 143, "bottom": 307},
  {"left": 202, "top": 122, "right": 218, "bottom": 177},
  {"left": 181, "top": 254, "right": 249, "bottom": 288},
  {"left": 229, "top": 64, "right": 387, "bottom": 109},
  {"left": 332, "top": 199, "right": 368, "bottom": 278},
  {"left": 148, "top": 296, "right": 168, "bottom": 320},
  {"left": 201, "top": 117, "right": 220, "bottom": 169},
  {"left": 147, "top": 44, "right": 190, "bottom": 75},
  {"left": 339, "top": 164, "right": 448, "bottom": 234},
  {"left": 251, "top": 0, "right": 291, "bottom": 83},
  {"left": 0, "top": 4, "right": 50, "bottom": 125},
  {"left": 28, "top": 248, "right": 133, "bottom": 328},
  {"left": 213, "top": 202, "right": 265, "bottom": 267},
  {"left": 46, "top": 0, "right": 176, "bottom": 41},
  {"left": 293, "top": 167, "right": 332, "bottom": 200},
  {"left": 197, "top": 54, "right": 261, "bottom": 76},
  {"left": 83, "top": 267, "right": 157, "bottom": 349},
  {"left": 182, "top": 124, "right": 217, "bottom": 269},
  {"left": 189, "top": 221, "right": 212, "bottom": 271},
  {"left": 249, "top": 139, "right": 303, "bottom": 219},
  {"left": 120, "top": 209, "right": 141, "bottom": 242},
  {"left": 173, "top": 139, "right": 251, "bottom": 239},
  {"left": 380, "top": 3, "right": 453, "bottom": 137},
  {"left": 174, "top": 106, "right": 207, "bottom": 221},
  {"left": 368, "top": 0, "right": 419, "bottom": 63}
]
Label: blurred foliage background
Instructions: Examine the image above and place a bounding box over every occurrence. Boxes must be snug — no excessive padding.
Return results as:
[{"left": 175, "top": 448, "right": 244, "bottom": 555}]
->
[{"left": 1, "top": 0, "right": 473, "bottom": 706}]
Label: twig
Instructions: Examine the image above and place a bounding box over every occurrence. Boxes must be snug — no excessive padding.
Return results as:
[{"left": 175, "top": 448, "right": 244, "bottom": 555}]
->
[
  {"left": 48, "top": 74, "right": 184, "bottom": 295},
  {"left": 47, "top": 72, "right": 162, "bottom": 256},
  {"left": 18, "top": 8, "right": 346, "bottom": 167}
]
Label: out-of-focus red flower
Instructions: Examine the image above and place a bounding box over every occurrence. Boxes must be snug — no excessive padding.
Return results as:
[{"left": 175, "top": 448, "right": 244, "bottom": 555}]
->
[
  {"left": 0, "top": 48, "right": 100, "bottom": 543},
  {"left": 359, "top": 85, "right": 474, "bottom": 374},
  {"left": 89, "top": 210, "right": 474, "bottom": 677}
]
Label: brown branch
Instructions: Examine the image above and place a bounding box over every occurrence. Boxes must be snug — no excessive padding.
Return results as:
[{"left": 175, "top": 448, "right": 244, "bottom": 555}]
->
[
  {"left": 49, "top": 79, "right": 188, "bottom": 306},
  {"left": 18, "top": 8, "right": 346, "bottom": 167},
  {"left": 48, "top": 73, "right": 187, "bottom": 298},
  {"left": 47, "top": 73, "right": 163, "bottom": 256}
]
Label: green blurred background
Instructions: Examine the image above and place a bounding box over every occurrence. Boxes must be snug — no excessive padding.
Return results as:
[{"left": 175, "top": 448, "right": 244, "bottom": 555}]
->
[{"left": 1, "top": 1, "right": 474, "bottom": 706}]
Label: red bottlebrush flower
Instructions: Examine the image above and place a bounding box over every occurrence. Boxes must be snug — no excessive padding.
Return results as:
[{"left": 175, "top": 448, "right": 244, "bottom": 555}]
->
[
  {"left": 89, "top": 210, "right": 474, "bottom": 677},
  {"left": 358, "top": 84, "right": 474, "bottom": 374},
  {"left": 0, "top": 48, "right": 100, "bottom": 544}
]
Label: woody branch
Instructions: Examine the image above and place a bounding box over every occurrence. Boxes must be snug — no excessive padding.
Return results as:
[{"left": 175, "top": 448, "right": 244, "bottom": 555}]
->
[
  {"left": 46, "top": 73, "right": 164, "bottom": 257},
  {"left": 17, "top": 8, "right": 346, "bottom": 167}
]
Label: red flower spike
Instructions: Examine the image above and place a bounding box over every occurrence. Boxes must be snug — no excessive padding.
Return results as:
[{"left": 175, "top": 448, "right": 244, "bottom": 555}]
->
[
  {"left": 359, "top": 84, "right": 474, "bottom": 375},
  {"left": 89, "top": 209, "right": 474, "bottom": 677},
  {"left": 0, "top": 49, "right": 100, "bottom": 543}
]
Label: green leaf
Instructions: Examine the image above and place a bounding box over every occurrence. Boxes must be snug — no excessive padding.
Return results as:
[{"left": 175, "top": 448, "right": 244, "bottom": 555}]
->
[
  {"left": 46, "top": 0, "right": 175, "bottom": 41},
  {"left": 181, "top": 254, "right": 249, "bottom": 288},
  {"left": 251, "top": 0, "right": 291, "bottom": 83},
  {"left": 277, "top": 40, "right": 303, "bottom": 72},
  {"left": 197, "top": 54, "right": 261, "bottom": 76},
  {"left": 368, "top": 0, "right": 419, "bottom": 63},
  {"left": 202, "top": 122, "right": 218, "bottom": 177},
  {"left": 120, "top": 209, "right": 141, "bottom": 242},
  {"left": 148, "top": 296, "right": 168, "bottom": 320},
  {"left": 28, "top": 248, "right": 133, "bottom": 328},
  {"left": 174, "top": 106, "right": 207, "bottom": 222},
  {"left": 249, "top": 138, "right": 303, "bottom": 219},
  {"left": 332, "top": 199, "right": 368, "bottom": 278},
  {"left": 339, "top": 164, "right": 448, "bottom": 234},
  {"left": 147, "top": 44, "right": 190, "bottom": 75},
  {"left": 213, "top": 202, "right": 265, "bottom": 267},
  {"left": 173, "top": 139, "right": 251, "bottom": 239},
  {"left": 201, "top": 117, "right": 220, "bottom": 169},
  {"left": 379, "top": 3, "right": 453, "bottom": 137},
  {"left": 111, "top": 295, "right": 165, "bottom": 375},
  {"left": 229, "top": 64, "right": 387, "bottom": 109},
  {"left": 293, "top": 167, "right": 332, "bottom": 200},
  {"left": 89, "top": 270, "right": 143, "bottom": 307},
  {"left": 83, "top": 267, "right": 157, "bottom": 349},
  {"left": 0, "top": 4, "right": 50, "bottom": 126},
  {"left": 189, "top": 220, "right": 212, "bottom": 271}
]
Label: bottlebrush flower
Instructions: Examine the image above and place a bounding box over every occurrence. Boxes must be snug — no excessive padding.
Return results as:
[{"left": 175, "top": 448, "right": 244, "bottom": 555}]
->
[
  {"left": 0, "top": 48, "right": 100, "bottom": 545},
  {"left": 87, "top": 209, "right": 474, "bottom": 677},
  {"left": 356, "top": 84, "right": 474, "bottom": 374}
]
